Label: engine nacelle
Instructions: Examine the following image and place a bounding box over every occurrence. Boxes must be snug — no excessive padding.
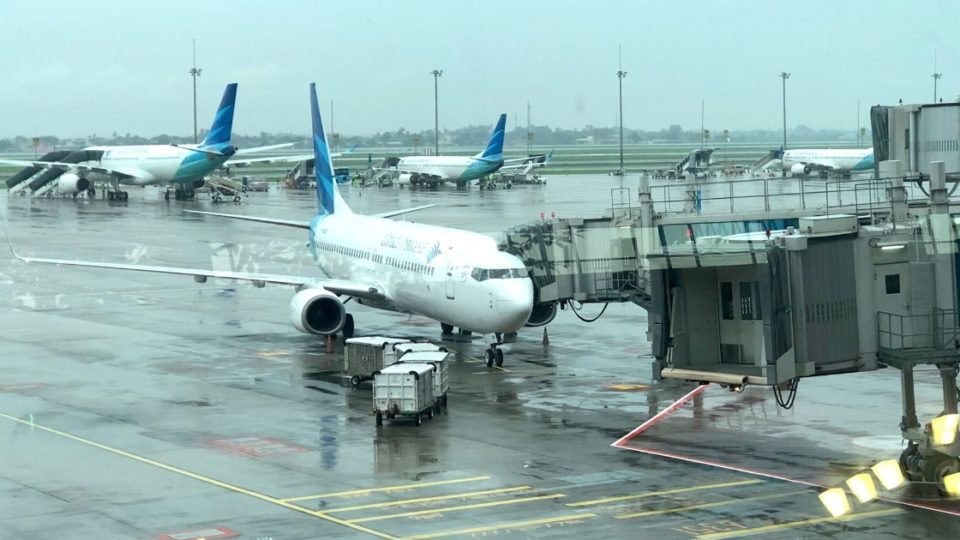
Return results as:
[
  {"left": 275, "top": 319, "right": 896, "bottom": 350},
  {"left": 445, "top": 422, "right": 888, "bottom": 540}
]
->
[
  {"left": 790, "top": 163, "right": 811, "bottom": 175},
  {"left": 397, "top": 173, "right": 413, "bottom": 185},
  {"left": 58, "top": 173, "right": 90, "bottom": 194},
  {"left": 192, "top": 179, "right": 206, "bottom": 189},
  {"left": 289, "top": 288, "right": 346, "bottom": 335},
  {"left": 524, "top": 302, "right": 558, "bottom": 327}
]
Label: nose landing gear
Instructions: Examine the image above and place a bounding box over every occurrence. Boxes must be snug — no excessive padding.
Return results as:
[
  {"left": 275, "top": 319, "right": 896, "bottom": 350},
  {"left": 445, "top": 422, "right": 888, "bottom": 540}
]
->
[{"left": 484, "top": 336, "right": 504, "bottom": 368}]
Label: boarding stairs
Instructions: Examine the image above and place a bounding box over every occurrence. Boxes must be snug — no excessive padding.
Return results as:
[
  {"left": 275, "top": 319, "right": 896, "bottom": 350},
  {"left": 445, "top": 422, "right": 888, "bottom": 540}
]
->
[{"left": 751, "top": 149, "right": 783, "bottom": 171}]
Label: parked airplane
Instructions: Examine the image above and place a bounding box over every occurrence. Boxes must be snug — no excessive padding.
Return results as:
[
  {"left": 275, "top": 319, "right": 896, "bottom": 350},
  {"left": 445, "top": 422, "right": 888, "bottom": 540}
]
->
[
  {"left": 782, "top": 147, "right": 874, "bottom": 175},
  {"left": 393, "top": 113, "right": 507, "bottom": 188},
  {"left": 1, "top": 83, "right": 312, "bottom": 201},
  {"left": 9, "top": 83, "right": 535, "bottom": 367}
]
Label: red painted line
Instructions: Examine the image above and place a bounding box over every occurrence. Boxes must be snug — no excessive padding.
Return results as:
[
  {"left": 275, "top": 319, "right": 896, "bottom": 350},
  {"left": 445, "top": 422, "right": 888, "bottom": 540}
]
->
[
  {"left": 157, "top": 526, "right": 238, "bottom": 540},
  {"left": 610, "top": 384, "right": 960, "bottom": 518},
  {"left": 610, "top": 383, "right": 708, "bottom": 447}
]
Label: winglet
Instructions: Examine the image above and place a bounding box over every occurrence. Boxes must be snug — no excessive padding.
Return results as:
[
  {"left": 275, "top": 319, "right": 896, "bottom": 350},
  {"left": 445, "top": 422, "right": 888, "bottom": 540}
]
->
[
  {"left": 201, "top": 83, "right": 238, "bottom": 146},
  {"left": 0, "top": 212, "right": 25, "bottom": 262}
]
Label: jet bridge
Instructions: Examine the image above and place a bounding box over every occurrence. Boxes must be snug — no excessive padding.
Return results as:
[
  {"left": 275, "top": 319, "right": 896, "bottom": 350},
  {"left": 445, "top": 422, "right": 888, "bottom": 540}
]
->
[{"left": 500, "top": 159, "right": 959, "bottom": 489}]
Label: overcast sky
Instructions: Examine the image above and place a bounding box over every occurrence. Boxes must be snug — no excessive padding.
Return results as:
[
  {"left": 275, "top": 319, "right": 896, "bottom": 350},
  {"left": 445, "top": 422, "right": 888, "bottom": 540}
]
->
[{"left": 1, "top": 0, "right": 958, "bottom": 138}]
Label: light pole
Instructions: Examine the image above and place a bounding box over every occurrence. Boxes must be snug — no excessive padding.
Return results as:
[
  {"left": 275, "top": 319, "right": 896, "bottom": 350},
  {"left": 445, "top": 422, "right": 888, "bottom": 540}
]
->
[
  {"left": 932, "top": 52, "right": 942, "bottom": 103},
  {"left": 431, "top": 69, "right": 442, "bottom": 155},
  {"left": 780, "top": 72, "right": 790, "bottom": 176},
  {"left": 189, "top": 39, "right": 202, "bottom": 144},
  {"left": 617, "top": 67, "right": 627, "bottom": 174}
]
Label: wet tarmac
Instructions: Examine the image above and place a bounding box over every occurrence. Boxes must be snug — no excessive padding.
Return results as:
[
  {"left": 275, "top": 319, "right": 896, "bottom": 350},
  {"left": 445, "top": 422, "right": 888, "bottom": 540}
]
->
[{"left": 1, "top": 178, "right": 957, "bottom": 539}]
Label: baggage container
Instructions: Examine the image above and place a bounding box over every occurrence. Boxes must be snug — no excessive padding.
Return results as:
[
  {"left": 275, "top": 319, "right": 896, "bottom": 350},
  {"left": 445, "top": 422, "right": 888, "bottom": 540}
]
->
[
  {"left": 373, "top": 364, "right": 435, "bottom": 426},
  {"left": 344, "top": 336, "right": 407, "bottom": 387},
  {"left": 395, "top": 351, "right": 451, "bottom": 410}
]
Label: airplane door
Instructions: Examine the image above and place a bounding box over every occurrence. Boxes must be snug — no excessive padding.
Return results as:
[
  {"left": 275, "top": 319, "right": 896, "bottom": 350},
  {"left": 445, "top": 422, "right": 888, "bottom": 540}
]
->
[
  {"left": 717, "top": 269, "right": 763, "bottom": 365},
  {"left": 445, "top": 265, "right": 455, "bottom": 300}
]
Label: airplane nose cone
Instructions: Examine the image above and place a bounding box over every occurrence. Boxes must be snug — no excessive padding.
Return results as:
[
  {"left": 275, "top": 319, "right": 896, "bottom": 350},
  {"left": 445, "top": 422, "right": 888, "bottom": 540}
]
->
[{"left": 495, "top": 279, "right": 534, "bottom": 331}]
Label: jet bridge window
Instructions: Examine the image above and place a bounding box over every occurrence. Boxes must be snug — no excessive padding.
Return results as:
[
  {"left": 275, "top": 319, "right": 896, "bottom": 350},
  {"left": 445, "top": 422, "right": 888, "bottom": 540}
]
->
[
  {"left": 885, "top": 274, "right": 901, "bottom": 295},
  {"left": 739, "top": 281, "right": 761, "bottom": 320},
  {"left": 720, "top": 282, "right": 734, "bottom": 320}
]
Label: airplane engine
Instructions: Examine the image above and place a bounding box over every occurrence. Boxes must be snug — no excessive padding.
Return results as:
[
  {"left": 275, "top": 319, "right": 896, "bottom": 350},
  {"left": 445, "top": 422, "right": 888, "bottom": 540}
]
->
[
  {"left": 524, "top": 302, "right": 558, "bottom": 327},
  {"left": 790, "top": 163, "right": 810, "bottom": 175},
  {"left": 192, "top": 179, "right": 206, "bottom": 189},
  {"left": 289, "top": 288, "right": 346, "bottom": 335},
  {"left": 58, "top": 173, "right": 90, "bottom": 194},
  {"left": 397, "top": 173, "right": 413, "bottom": 185}
]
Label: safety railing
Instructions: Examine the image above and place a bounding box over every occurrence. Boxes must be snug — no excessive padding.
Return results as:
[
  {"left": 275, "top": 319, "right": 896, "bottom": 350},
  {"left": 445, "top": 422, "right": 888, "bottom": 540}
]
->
[
  {"left": 650, "top": 175, "right": 932, "bottom": 217},
  {"left": 877, "top": 309, "right": 960, "bottom": 351}
]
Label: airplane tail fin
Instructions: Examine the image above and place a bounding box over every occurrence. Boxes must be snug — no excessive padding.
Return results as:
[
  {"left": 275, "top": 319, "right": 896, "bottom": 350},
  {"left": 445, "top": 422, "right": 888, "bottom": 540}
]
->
[
  {"left": 310, "top": 83, "right": 352, "bottom": 216},
  {"left": 475, "top": 113, "right": 507, "bottom": 160},
  {"left": 201, "top": 83, "right": 238, "bottom": 146}
]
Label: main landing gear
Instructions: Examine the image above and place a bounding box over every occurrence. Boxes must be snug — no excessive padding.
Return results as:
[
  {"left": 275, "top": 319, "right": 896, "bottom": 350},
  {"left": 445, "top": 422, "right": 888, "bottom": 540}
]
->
[
  {"left": 167, "top": 186, "right": 196, "bottom": 201},
  {"left": 342, "top": 314, "right": 355, "bottom": 340},
  {"left": 106, "top": 190, "right": 128, "bottom": 201}
]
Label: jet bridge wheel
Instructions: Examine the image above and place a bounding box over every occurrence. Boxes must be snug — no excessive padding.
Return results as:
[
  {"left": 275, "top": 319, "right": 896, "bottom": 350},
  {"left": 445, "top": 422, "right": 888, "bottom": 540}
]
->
[{"left": 921, "top": 454, "right": 960, "bottom": 493}]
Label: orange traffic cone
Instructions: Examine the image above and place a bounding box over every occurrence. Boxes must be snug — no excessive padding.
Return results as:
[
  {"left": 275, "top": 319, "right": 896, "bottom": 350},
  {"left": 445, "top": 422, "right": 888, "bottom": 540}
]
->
[{"left": 326, "top": 334, "right": 335, "bottom": 353}]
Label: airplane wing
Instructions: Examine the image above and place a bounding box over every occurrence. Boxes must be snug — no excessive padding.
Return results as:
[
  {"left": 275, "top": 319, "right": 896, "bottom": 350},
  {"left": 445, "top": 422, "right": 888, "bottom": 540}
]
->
[
  {"left": 227, "top": 153, "right": 314, "bottom": 166},
  {"left": 11, "top": 251, "right": 385, "bottom": 300},
  {"left": 186, "top": 205, "right": 437, "bottom": 223},
  {"left": 0, "top": 158, "right": 141, "bottom": 179},
  {"left": 184, "top": 209, "right": 312, "bottom": 229},
  {"left": 372, "top": 204, "right": 437, "bottom": 219},
  {"left": 226, "top": 146, "right": 356, "bottom": 167},
  {"left": 233, "top": 143, "right": 295, "bottom": 155}
]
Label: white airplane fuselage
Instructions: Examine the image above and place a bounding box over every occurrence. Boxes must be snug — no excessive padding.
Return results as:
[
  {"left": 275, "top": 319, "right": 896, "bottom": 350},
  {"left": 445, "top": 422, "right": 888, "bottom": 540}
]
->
[
  {"left": 80, "top": 144, "right": 229, "bottom": 186},
  {"left": 309, "top": 212, "right": 533, "bottom": 334},
  {"left": 782, "top": 148, "right": 874, "bottom": 173},
  {"left": 396, "top": 155, "right": 503, "bottom": 184}
]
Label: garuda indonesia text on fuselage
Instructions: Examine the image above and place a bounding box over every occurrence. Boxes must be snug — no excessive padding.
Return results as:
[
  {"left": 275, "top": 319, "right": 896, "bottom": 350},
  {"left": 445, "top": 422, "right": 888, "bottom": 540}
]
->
[
  {"left": 2, "top": 84, "right": 311, "bottom": 201},
  {"left": 12, "top": 83, "right": 536, "bottom": 367}
]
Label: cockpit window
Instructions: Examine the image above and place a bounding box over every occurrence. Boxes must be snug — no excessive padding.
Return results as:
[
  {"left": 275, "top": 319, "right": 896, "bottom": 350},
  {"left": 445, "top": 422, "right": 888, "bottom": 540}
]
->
[{"left": 470, "top": 268, "right": 525, "bottom": 281}]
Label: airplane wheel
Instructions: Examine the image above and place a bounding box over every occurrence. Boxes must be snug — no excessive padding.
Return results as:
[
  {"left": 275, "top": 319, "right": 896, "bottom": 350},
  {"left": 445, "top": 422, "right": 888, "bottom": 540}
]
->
[
  {"left": 495, "top": 349, "right": 504, "bottom": 367},
  {"left": 440, "top": 322, "right": 454, "bottom": 335},
  {"left": 121, "top": 191, "right": 129, "bottom": 201},
  {"left": 375, "top": 412, "right": 383, "bottom": 426},
  {"left": 342, "top": 314, "right": 355, "bottom": 339},
  {"left": 484, "top": 349, "right": 495, "bottom": 367}
]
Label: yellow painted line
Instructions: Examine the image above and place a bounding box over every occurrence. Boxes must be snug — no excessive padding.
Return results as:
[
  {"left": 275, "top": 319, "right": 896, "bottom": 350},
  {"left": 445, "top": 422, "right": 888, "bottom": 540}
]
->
[
  {"left": 567, "top": 479, "right": 763, "bottom": 507},
  {"left": 696, "top": 508, "right": 904, "bottom": 540},
  {"left": 0, "top": 412, "right": 397, "bottom": 540},
  {"left": 400, "top": 512, "right": 598, "bottom": 540},
  {"left": 616, "top": 490, "right": 807, "bottom": 520},
  {"left": 328, "top": 486, "right": 532, "bottom": 512},
  {"left": 350, "top": 493, "right": 565, "bottom": 523},
  {"left": 281, "top": 475, "right": 491, "bottom": 502}
]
